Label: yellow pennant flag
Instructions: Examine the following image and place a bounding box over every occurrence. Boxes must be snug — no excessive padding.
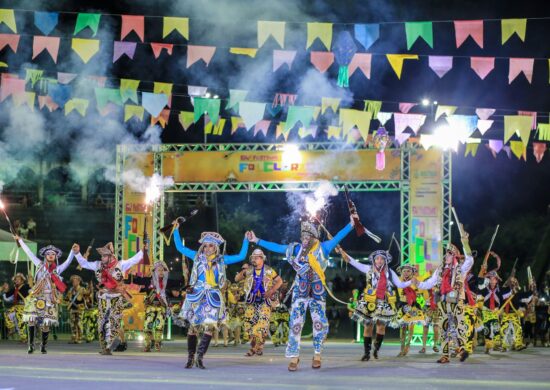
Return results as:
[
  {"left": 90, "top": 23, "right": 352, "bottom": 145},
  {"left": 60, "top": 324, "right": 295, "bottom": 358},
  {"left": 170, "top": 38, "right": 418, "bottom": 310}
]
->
[
  {"left": 275, "top": 122, "right": 290, "bottom": 140},
  {"left": 13, "top": 92, "right": 35, "bottom": 111},
  {"left": 510, "top": 140, "right": 526, "bottom": 160},
  {"left": 65, "top": 98, "right": 89, "bottom": 116},
  {"left": 504, "top": 115, "right": 532, "bottom": 143},
  {"left": 204, "top": 118, "right": 226, "bottom": 135},
  {"left": 124, "top": 104, "right": 144, "bottom": 122},
  {"left": 258, "top": 21, "right": 285, "bottom": 48},
  {"left": 163, "top": 17, "right": 189, "bottom": 39},
  {"left": 71, "top": 38, "right": 99, "bottom": 63},
  {"left": 435, "top": 105, "right": 457, "bottom": 121},
  {"left": 309, "top": 105, "right": 321, "bottom": 120},
  {"left": 231, "top": 116, "right": 245, "bottom": 133},
  {"left": 501, "top": 19, "right": 527, "bottom": 44},
  {"left": 386, "top": 54, "right": 419, "bottom": 79},
  {"left": 464, "top": 139, "right": 481, "bottom": 157},
  {"left": 178, "top": 111, "right": 194, "bottom": 131},
  {"left": 321, "top": 97, "right": 341, "bottom": 114},
  {"left": 0, "top": 9, "right": 17, "bottom": 33},
  {"left": 229, "top": 48, "right": 258, "bottom": 58},
  {"left": 154, "top": 82, "right": 173, "bottom": 96},
  {"left": 327, "top": 125, "right": 341, "bottom": 139},
  {"left": 339, "top": 108, "right": 372, "bottom": 137},
  {"left": 306, "top": 22, "right": 333, "bottom": 50}
]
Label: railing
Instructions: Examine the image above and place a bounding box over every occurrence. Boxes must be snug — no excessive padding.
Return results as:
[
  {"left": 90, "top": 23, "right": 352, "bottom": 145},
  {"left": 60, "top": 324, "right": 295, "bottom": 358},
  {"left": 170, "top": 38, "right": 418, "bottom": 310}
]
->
[{"left": 0, "top": 190, "right": 116, "bottom": 208}]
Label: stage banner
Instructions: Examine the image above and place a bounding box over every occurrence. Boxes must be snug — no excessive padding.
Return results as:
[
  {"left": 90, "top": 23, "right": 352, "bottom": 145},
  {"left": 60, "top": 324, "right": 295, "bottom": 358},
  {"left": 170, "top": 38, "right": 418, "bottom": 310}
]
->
[
  {"left": 162, "top": 149, "right": 402, "bottom": 182},
  {"left": 122, "top": 290, "right": 145, "bottom": 332},
  {"left": 409, "top": 150, "right": 443, "bottom": 274}
]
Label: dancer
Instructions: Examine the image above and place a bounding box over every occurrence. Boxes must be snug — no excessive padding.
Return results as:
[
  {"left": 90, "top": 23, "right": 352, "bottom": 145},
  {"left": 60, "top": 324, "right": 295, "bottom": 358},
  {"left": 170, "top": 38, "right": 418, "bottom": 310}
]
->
[
  {"left": 235, "top": 248, "right": 282, "bottom": 356},
  {"left": 1, "top": 273, "right": 30, "bottom": 343},
  {"left": 271, "top": 280, "right": 291, "bottom": 347},
  {"left": 343, "top": 250, "right": 412, "bottom": 361},
  {"left": 16, "top": 236, "right": 75, "bottom": 354},
  {"left": 173, "top": 222, "right": 249, "bottom": 369},
  {"left": 65, "top": 275, "right": 86, "bottom": 344},
  {"left": 82, "top": 281, "right": 98, "bottom": 343},
  {"left": 227, "top": 279, "right": 246, "bottom": 346},
  {"left": 395, "top": 264, "right": 424, "bottom": 357},
  {"left": 416, "top": 227, "right": 474, "bottom": 363},
  {"left": 247, "top": 215, "right": 355, "bottom": 371},
  {"left": 500, "top": 275, "right": 531, "bottom": 351},
  {"left": 75, "top": 242, "right": 145, "bottom": 355}
]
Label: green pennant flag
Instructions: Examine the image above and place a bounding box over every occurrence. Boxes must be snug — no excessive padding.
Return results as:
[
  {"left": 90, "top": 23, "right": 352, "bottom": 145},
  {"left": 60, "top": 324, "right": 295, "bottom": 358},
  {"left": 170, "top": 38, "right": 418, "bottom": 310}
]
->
[
  {"left": 95, "top": 88, "right": 122, "bottom": 109},
  {"left": 74, "top": 13, "right": 101, "bottom": 36},
  {"left": 285, "top": 106, "right": 314, "bottom": 131},
  {"left": 194, "top": 97, "right": 221, "bottom": 125},
  {"left": 364, "top": 100, "right": 382, "bottom": 119},
  {"left": 120, "top": 79, "right": 140, "bottom": 104},
  {"left": 537, "top": 123, "right": 550, "bottom": 141},
  {"left": 226, "top": 89, "right": 248, "bottom": 110},
  {"left": 25, "top": 69, "right": 44, "bottom": 88},
  {"left": 405, "top": 21, "right": 433, "bottom": 50}
]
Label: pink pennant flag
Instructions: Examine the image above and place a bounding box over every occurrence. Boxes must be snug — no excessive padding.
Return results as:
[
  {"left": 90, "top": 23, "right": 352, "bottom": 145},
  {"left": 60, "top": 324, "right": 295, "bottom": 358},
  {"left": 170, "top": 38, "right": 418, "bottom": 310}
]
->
[
  {"left": 487, "top": 139, "right": 504, "bottom": 157},
  {"left": 121, "top": 15, "right": 145, "bottom": 42},
  {"left": 477, "top": 119, "right": 494, "bottom": 135},
  {"left": 470, "top": 57, "right": 495, "bottom": 80},
  {"left": 428, "top": 56, "right": 453, "bottom": 78},
  {"left": 32, "top": 36, "right": 60, "bottom": 63},
  {"left": 476, "top": 108, "right": 495, "bottom": 120},
  {"left": 0, "top": 77, "right": 25, "bottom": 101},
  {"left": 394, "top": 132, "right": 411, "bottom": 146},
  {"left": 273, "top": 50, "right": 296, "bottom": 71},
  {"left": 509, "top": 58, "right": 534, "bottom": 84},
  {"left": 399, "top": 102, "right": 417, "bottom": 113},
  {"left": 518, "top": 110, "right": 537, "bottom": 129},
  {"left": 454, "top": 20, "right": 483, "bottom": 48},
  {"left": 87, "top": 75, "right": 107, "bottom": 87},
  {"left": 187, "top": 45, "right": 216, "bottom": 68},
  {"left": 533, "top": 142, "right": 547, "bottom": 163},
  {"left": 348, "top": 53, "right": 372, "bottom": 79},
  {"left": 273, "top": 93, "right": 297, "bottom": 107},
  {"left": 151, "top": 43, "right": 173, "bottom": 59},
  {"left": 394, "top": 113, "right": 426, "bottom": 135},
  {"left": 38, "top": 95, "right": 59, "bottom": 112},
  {"left": 310, "top": 51, "right": 334, "bottom": 73},
  {"left": 57, "top": 72, "right": 77, "bottom": 84},
  {"left": 0, "top": 33, "right": 20, "bottom": 52},
  {"left": 254, "top": 120, "right": 271, "bottom": 136},
  {"left": 113, "top": 41, "right": 136, "bottom": 62}
]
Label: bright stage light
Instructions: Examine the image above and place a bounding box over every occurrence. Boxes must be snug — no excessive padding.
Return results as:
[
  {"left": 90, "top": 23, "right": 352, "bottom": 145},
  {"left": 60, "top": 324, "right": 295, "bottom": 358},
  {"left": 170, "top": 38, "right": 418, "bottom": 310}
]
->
[
  {"left": 433, "top": 100, "right": 438, "bottom": 105},
  {"left": 421, "top": 98, "right": 430, "bottom": 106},
  {"left": 432, "top": 125, "right": 459, "bottom": 151},
  {"left": 205, "top": 92, "right": 211, "bottom": 98},
  {"left": 137, "top": 334, "right": 144, "bottom": 341},
  {"left": 281, "top": 144, "right": 302, "bottom": 165},
  {"left": 213, "top": 95, "right": 219, "bottom": 99}
]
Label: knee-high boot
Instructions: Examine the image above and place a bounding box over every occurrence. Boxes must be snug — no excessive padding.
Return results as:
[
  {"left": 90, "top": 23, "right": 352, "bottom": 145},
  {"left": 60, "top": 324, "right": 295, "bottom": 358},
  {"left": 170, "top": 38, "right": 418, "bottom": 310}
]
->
[
  {"left": 41, "top": 331, "right": 49, "bottom": 354},
  {"left": 185, "top": 334, "right": 198, "bottom": 369},
  {"left": 373, "top": 333, "right": 384, "bottom": 359},
  {"left": 27, "top": 326, "right": 35, "bottom": 354},
  {"left": 196, "top": 334, "right": 212, "bottom": 369},
  {"left": 361, "top": 337, "right": 372, "bottom": 361}
]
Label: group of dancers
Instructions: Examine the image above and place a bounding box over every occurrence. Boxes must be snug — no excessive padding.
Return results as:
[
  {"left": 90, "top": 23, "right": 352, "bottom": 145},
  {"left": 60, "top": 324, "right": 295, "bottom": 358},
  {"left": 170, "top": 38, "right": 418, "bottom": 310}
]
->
[{"left": 1, "top": 211, "right": 548, "bottom": 371}]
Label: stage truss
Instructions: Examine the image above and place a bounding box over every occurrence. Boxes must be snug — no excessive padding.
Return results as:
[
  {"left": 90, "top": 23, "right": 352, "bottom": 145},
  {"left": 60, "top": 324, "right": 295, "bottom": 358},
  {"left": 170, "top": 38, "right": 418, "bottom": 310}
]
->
[{"left": 114, "top": 142, "right": 452, "bottom": 269}]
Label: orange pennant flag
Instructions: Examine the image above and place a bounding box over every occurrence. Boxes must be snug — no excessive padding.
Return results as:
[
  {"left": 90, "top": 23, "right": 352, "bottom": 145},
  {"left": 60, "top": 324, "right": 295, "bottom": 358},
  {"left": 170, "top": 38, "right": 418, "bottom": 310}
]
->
[
  {"left": 121, "top": 15, "right": 145, "bottom": 42},
  {"left": 310, "top": 51, "right": 334, "bottom": 73},
  {"left": 187, "top": 46, "right": 216, "bottom": 67},
  {"left": 0, "top": 33, "right": 19, "bottom": 52},
  {"left": 32, "top": 36, "right": 60, "bottom": 63},
  {"left": 151, "top": 109, "right": 170, "bottom": 128},
  {"left": 151, "top": 43, "right": 173, "bottom": 58}
]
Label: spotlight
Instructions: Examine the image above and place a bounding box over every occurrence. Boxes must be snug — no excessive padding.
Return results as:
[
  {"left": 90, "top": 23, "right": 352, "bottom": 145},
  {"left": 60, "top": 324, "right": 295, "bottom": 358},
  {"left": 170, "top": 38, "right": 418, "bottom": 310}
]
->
[
  {"left": 213, "top": 95, "right": 219, "bottom": 99},
  {"left": 433, "top": 101, "right": 438, "bottom": 105},
  {"left": 421, "top": 98, "right": 430, "bottom": 106},
  {"left": 205, "top": 92, "right": 211, "bottom": 98},
  {"left": 280, "top": 144, "right": 302, "bottom": 165}
]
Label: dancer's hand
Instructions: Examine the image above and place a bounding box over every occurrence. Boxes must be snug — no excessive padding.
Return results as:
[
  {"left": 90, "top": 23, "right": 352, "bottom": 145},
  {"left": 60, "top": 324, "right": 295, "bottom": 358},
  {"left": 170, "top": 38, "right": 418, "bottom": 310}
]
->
[
  {"left": 13, "top": 234, "right": 20, "bottom": 241},
  {"left": 350, "top": 213, "right": 359, "bottom": 227},
  {"left": 411, "top": 277, "right": 419, "bottom": 286},
  {"left": 172, "top": 219, "right": 180, "bottom": 229},
  {"left": 247, "top": 231, "right": 259, "bottom": 243},
  {"left": 72, "top": 243, "right": 80, "bottom": 254}
]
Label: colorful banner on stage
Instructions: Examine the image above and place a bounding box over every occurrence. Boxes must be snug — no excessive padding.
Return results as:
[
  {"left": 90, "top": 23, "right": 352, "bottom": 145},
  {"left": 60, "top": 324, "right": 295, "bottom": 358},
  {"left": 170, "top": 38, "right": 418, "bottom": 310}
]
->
[
  {"left": 162, "top": 149, "right": 402, "bottom": 182},
  {"left": 409, "top": 150, "right": 443, "bottom": 274}
]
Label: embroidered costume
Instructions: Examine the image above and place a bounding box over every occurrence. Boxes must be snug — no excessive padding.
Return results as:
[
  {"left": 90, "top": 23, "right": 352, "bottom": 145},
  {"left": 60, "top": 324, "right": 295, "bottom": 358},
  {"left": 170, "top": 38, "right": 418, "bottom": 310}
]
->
[
  {"left": 396, "top": 264, "right": 424, "bottom": 357},
  {"left": 2, "top": 273, "right": 30, "bottom": 343},
  {"left": 65, "top": 275, "right": 86, "bottom": 344}
]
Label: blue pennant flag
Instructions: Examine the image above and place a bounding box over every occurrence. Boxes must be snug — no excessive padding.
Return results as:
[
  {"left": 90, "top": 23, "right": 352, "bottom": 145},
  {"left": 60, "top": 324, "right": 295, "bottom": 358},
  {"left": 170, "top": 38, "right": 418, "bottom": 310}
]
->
[
  {"left": 354, "top": 24, "right": 379, "bottom": 50},
  {"left": 142, "top": 92, "right": 168, "bottom": 117},
  {"left": 48, "top": 82, "right": 72, "bottom": 107},
  {"left": 34, "top": 12, "right": 59, "bottom": 36}
]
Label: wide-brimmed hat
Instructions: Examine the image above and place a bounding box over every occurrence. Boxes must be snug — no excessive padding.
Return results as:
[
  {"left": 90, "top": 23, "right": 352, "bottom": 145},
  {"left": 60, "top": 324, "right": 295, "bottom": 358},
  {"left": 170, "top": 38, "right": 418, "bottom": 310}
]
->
[
  {"left": 39, "top": 245, "right": 62, "bottom": 258},
  {"left": 301, "top": 220, "right": 320, "bottom": 239},
  {"left": 12, "top": 272, "right": 26, "bottom": 282},
  {"left": 396, "top": 264, "right": 417, "bottom": 275},
  {"left": 368, "top": 249, "right": 392, "bottom": 265},
  {"left": 96, "top": 242, "right": 115, "bottom": 256},
  {"left": 485, "top": 270, "right": 502, "bottom": 281},
  {"left": 153, "top": 260, "right": 169, "bottom": 272},
  {"left": 198, "top": 232, "right": 224, "bottom": 246},
  {"left": 249, "top": 248, "right": 266, "bottom": 261}
]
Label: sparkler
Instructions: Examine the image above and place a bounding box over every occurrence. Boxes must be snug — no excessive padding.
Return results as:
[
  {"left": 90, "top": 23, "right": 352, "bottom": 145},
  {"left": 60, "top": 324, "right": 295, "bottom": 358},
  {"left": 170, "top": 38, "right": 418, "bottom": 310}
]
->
[{"left": 0, "top": 198, "right": 20, "bottom": 247}]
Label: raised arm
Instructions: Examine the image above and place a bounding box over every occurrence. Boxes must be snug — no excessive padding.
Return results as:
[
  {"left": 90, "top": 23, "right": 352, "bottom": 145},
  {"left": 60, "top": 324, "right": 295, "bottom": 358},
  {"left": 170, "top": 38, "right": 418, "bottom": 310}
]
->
[
  {"left": 17, "top": 238, "right": 41, "bottom": 267},
  {"left": 321, "top": 222, "right": 354, "bottom": 255},
  {"left": 224, "top": 235, "right": 250, "bottom": 265},
  {"left": 417, "top": 269, "right": 439, "bottom": 290},
  {"left": 75, "top": 253, "right": 99, "bottom": 272},
  {"left": 390, "top": 269, "right": 413, "bottom": 288},
  {"left": 120, "top": 250, "right": 144, "bottom": 273},
  {"left": 57, "top": 250, "right": 75, "bottom": 275},
  {"left": 461, "top": 254, "right": 474, "bottom": 275},
  {"left": 173, "top": 228, "right": 197, "bottom": 259},
  {"left": 346, "top": 255, "right": 371, "bottom": 274}
]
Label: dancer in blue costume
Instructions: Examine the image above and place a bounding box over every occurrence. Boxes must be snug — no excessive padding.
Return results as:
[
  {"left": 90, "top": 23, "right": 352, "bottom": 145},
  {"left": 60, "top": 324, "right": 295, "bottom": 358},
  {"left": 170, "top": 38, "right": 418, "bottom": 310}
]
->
[
  {"left": 172, "top": 222, "right": 249, "bottom": 369},
  {"left": 247, "top": 214, "right": 356, "bottom": 371}
]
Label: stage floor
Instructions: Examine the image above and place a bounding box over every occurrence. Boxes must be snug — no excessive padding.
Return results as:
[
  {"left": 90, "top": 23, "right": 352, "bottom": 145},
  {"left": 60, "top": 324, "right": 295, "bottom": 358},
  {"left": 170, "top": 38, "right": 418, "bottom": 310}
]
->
[{"left": 1, "top": 339, "right": 549, "bottom": 389}]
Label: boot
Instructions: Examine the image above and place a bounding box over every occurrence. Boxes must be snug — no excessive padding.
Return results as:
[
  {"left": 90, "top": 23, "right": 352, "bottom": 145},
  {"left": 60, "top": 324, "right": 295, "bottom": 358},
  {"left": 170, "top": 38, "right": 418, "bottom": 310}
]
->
[
  {"left": 196, "top": 334, "right": 212, "bottom": 369},
  {"left": 27, "top": 326, "right": 35, "bottom": 354},
  {"left": 373, "top": 334, "right": 384, "bottom": 359},
  {"left": 185, "top": 334, "right": 198, "bottom": 369},
  {"left": 41, "top": 331, "right": 49, "bottom": 354},
  {"left": 361, "top": 337, "right": 372, "bottom": 361}
]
